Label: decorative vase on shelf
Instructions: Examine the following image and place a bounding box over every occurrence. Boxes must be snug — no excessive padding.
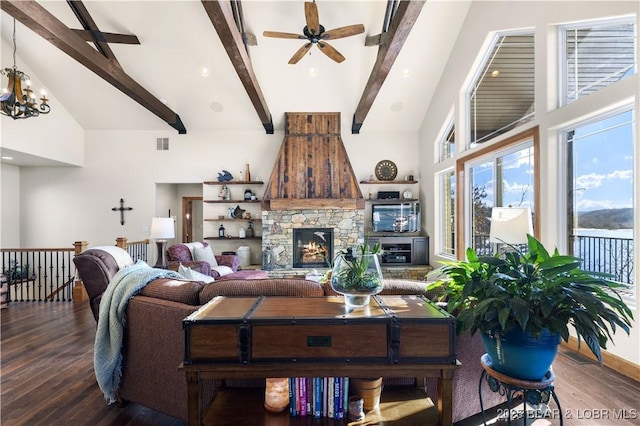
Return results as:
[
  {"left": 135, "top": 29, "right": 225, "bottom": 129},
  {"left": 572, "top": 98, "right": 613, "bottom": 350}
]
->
[{"left": 330, "top": 245, "right": 383, "bottom": 308}]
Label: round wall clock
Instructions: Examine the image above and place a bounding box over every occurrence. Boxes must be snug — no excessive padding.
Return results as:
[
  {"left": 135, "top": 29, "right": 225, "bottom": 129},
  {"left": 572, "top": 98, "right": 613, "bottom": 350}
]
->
[{"left": 375, "top": 160, "right": 397, "bottom": 181}]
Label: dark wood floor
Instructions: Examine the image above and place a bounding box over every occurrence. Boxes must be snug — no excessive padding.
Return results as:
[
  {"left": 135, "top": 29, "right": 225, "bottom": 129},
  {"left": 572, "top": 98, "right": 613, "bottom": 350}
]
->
[{"left": 1, "top": 302, "right": 639, "bottom": 426}]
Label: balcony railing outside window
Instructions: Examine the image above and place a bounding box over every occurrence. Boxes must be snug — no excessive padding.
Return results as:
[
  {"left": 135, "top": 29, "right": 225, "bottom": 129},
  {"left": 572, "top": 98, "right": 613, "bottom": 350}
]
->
[
  {"left": 571, "top": 234, "right": 634, "bottom": 288},
  {"left": 472, "top": 234, "right": 634, "bottom": 292}
]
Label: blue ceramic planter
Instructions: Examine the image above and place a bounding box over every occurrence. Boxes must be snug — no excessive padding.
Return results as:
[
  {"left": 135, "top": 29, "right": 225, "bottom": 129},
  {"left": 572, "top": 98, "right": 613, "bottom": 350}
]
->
[{"left": 481, "top": 328, "right": 561, "bottom": 381}]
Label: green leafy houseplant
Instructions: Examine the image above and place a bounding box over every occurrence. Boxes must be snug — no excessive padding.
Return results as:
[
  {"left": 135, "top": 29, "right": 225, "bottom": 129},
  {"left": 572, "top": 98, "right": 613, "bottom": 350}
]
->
[{"left": 428, "top": 234, "right": 633, "bottom": 364}]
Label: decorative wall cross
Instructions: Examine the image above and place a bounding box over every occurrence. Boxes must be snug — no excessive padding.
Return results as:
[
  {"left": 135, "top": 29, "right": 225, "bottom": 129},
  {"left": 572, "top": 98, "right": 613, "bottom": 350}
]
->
[{"left": 112, "top": 198, "right": 133, "bottom": 225}]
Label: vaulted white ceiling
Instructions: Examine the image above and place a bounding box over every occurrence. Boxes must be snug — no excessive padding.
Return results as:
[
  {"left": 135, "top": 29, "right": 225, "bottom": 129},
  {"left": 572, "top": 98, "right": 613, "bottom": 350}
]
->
[{"left": 0, "top": 1, "right": 471, "bottom": 135}]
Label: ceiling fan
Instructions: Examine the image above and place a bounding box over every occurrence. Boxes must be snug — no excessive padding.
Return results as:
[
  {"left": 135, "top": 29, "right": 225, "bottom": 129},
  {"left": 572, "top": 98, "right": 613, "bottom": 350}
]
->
[{"left": 263, "top": 1, "right": 365, "bottom": 64}]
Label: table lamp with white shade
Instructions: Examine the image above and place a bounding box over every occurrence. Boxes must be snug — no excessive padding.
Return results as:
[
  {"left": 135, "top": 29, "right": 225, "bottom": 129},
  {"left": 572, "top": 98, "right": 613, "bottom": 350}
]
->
[
  {"left": 150, "top": 217, "right": 175, "bottom": 268},
  {"left": 489, "top": 207, "right": 533, "bottom": 246}
]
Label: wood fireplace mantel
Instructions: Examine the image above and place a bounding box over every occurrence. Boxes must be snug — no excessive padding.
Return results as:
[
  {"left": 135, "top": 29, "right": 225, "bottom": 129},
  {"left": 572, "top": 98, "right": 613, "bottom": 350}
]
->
[{"left": 262, "top": 197, "right": 365, "bottom": 211}]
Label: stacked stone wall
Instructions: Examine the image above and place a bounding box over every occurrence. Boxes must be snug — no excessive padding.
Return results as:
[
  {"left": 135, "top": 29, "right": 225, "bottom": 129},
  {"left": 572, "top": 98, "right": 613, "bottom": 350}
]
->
[{"left": 261, "top": 209, "right": 364, "bottom": 269}]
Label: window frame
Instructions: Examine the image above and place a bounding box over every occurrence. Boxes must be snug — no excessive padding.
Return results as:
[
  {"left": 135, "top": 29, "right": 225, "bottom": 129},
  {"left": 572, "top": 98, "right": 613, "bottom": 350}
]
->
[
  {"left": 559, "top": 105, "right": 636, "bottom": 303},
  {"left": 437, "top": 168, "right": 456, "bottom": 258},
  {"left": 456, "top": 127, "right": 540, "bottom": 258},
  {"left": 559, "top": 16, "right": 637, "bottom": 107},
  {"left": 466, "top": 30, "right": 536, "bottom": 149}
]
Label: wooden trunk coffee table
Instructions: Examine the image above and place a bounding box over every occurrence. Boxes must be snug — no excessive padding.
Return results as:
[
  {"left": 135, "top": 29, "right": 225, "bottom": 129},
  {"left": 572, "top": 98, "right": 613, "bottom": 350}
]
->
[{"left": 181, "top": 295, "right": 459, "bottom": 426}]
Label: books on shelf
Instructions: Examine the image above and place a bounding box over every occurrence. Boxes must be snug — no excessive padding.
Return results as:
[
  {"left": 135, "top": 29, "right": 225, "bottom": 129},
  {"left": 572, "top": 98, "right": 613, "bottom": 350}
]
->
[{"left": 288, "top": 377, "right": 349, "bottom": 419}]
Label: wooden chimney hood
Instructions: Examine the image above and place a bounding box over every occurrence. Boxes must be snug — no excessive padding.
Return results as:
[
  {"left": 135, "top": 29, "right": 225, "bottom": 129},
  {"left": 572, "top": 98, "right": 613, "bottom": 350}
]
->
[{"left": 262, "top": 112, "right": 364, "bottom": 210}]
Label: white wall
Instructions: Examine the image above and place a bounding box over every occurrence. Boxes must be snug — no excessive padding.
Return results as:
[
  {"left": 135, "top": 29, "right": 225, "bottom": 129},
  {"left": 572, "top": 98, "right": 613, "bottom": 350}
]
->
[
  {"left": 418, "top": 1, "right": 639, "bottom": 365},
  {"left": 0, "top": 163, "right": 20, "bottom": 247}
]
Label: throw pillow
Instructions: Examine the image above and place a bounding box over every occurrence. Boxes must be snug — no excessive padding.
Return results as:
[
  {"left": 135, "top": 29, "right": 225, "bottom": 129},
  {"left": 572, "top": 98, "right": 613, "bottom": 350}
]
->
[
  {"left": 190, "top": 269, "right": 215, "bottom": 284},
  {"left": 178, "top": 262, "right": 215, "bottom": 284},
  {"left": 211, "top": 265, "right": 233, "bottom": 276},
  {"left": 193, "top": 245, "right": 219, "bottom": 267},
  {"left": 178, "top": 263, "right": 193, "bottom": 280}
]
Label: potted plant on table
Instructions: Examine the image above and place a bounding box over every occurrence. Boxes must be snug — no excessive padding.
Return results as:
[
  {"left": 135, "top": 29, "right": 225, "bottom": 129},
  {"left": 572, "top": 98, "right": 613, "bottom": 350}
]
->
[
  {"left": 329, "top": 239, "right": 384, "bottom": 308},
  {"left": 428, "top": 234, "right": 633, "bottom": 380}
]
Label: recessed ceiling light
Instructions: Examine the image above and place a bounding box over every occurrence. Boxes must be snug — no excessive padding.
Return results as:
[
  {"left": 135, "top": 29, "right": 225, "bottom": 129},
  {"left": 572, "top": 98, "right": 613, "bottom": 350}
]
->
[
  {"left": 390, "top": 101, "right": 403, "bottom": 112},
  {"left": 309, "top": 68, "right": 318, "bottom": 77},
  {"left": 210, "top": 102, "right": 224, "bottom": 112},
  {"left": 402, "top": 69, "right": 411, "bottom": 77},
  {"left": 2, "top": 156, "right": 14, "bottom": 160},
  {"left": 491, "top": 70, "right": 500, "bottom": 78},
  {"left": 201, "top": 67, "right": 210, "bottom": 77}
]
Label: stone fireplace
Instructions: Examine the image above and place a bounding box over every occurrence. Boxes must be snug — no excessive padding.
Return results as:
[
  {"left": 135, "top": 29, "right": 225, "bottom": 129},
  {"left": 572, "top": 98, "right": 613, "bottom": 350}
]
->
[{"left": 261, "top": 209, "right": 364, "bottom": 269}]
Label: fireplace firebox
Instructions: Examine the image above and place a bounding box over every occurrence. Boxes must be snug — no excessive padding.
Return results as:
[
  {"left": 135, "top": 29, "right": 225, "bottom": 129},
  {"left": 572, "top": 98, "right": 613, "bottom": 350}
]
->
[{"left": 293, "top": 228, "right": 334, "bottom": 268}]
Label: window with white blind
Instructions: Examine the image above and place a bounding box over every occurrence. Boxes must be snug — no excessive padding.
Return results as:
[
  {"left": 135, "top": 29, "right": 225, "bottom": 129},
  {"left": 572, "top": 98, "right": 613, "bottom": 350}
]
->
[
  {"left": 468, "top": 32, "right": 535, "bottom": 147},
  {"left": 561, "top": 18, "right": 636, "bottom": 105}
]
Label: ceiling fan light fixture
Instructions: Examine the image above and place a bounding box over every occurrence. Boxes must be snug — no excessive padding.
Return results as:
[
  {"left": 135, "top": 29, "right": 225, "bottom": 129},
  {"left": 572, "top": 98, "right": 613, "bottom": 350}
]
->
[
  {"left": 1, "top": 19, "right": 52, "bottom": 120},
  {"left": 201, "top": 67, "right": 210, "bottom": 77},
  {"left": 308, "top": 67, "right": 318, "bottom": 77},
  {"left": 263, "top": 1, "right": 364, "bottom": 64}
]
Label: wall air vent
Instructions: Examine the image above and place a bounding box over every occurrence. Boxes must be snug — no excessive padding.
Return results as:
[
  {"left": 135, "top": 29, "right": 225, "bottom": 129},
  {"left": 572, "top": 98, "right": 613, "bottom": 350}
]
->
[{"left": 156, "top": 137, "right": 169, "bottom": 151}]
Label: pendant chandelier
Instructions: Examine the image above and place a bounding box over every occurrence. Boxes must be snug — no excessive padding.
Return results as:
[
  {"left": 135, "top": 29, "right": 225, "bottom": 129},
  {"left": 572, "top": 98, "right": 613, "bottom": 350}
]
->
[{"left": 1, "top": 19, "right": 51, "bottom": 119}]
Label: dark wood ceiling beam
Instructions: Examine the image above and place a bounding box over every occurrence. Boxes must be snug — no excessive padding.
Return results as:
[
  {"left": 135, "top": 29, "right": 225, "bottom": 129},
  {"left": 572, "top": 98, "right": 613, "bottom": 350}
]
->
[
  {"left": 67, "top": 1, "right": 120, "bottom": 66},
  {"left": 201, "top": 0, "right": 273, "bottom": 134},
  {"left": 352, "top": 0, "right": 425, "bottom": 134},
  {"left": 1, "top": 0, "right": 186, "bottom": 134},
  {"left": 71, "top": 29, "right": 140, "bottom": 45}
]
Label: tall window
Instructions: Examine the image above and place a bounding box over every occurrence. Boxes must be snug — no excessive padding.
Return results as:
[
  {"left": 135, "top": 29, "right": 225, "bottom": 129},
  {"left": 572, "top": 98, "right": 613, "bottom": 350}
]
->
[
  {"left": 468, "top": 32, "right": 535, "bottom": 147},
  {"left": 565, "top": 109, "right": 635, "bottom": 292},
  {"left": 458, "top": 128, "right": 539, "bottom": 256},
  {"left": 439, "top": 121, "right": 455, "bottom": 162},
  {"left": 561, "top": 18, "right": 636, "bottom": 105},
  {"left": 439, "top": 170, "right": 456, "bottom": 256}
]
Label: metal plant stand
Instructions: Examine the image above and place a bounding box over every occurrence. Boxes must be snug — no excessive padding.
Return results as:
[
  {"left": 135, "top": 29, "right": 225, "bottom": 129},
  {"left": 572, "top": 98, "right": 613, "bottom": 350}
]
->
[{"left": 479, "top": 353, "right": 563, "bottom": 426}]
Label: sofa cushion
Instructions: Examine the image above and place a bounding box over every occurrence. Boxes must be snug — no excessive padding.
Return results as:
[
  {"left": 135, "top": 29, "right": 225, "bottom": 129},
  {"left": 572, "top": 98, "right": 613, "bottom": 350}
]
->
[
  {"left": 198, "top": 278, "right": 324, "bottom": 304},
  {"left": 194, "top": 245, "right": 219, "bottom": 267},
  {"left": 139, "top": 278, "right": 205, "bottom": 306}
]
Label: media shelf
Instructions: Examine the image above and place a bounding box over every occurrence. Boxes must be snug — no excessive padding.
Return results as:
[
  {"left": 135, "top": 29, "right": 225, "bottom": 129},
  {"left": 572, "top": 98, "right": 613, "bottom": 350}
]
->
[{"left": 367, "top": 236, "right": 429, "bottom": 266}]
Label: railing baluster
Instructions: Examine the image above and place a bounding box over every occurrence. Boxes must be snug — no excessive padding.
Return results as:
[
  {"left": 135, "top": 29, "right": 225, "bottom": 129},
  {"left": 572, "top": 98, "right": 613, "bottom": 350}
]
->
[{"left": 1, "top": 238, "right": 149, "bottom": 304}]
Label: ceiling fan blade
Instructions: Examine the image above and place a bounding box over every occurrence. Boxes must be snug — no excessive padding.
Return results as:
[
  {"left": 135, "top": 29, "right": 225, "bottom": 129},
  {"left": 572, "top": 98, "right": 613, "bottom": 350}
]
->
[
  {"left": 322, "top": 24, "right": 365, "bottom": 40},
  {"left": 304, "top": 1, "right": 320, "bottom": 36},
  {"left": 263, "top": 31, "right": 306, "bottom": 39},
  {"left": 288, "top": 43, "right": 313, "bottom": 64},
  {"left": 317, "top": 41, "right": 345, "bottom": 63}
]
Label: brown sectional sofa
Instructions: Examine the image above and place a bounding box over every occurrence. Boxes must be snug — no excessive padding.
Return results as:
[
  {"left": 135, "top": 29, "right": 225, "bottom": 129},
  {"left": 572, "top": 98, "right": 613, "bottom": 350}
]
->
[{"left": 75, "top": 248, "right": 503, "bottom": 423}]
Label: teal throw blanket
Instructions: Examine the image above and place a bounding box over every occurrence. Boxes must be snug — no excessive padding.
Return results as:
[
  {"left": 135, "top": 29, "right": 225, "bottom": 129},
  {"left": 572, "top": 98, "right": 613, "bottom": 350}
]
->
[{"left": 94, "top": 260, "right": 183, "bottom": 403}]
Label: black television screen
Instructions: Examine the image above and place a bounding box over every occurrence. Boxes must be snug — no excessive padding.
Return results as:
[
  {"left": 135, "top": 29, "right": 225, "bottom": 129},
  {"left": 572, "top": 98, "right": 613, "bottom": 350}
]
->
[{"left": 372, "top": 202, "right": 420, "bottom": 233}]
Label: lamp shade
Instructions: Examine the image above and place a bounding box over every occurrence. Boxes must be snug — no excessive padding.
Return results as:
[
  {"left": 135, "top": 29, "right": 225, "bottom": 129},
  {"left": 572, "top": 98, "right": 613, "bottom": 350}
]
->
[
  {"left": 149, "top": 217, "right": 175, "bottom": 240},
  {"left": 489, "top": 207, "right": 533, "bottom": 244}
]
